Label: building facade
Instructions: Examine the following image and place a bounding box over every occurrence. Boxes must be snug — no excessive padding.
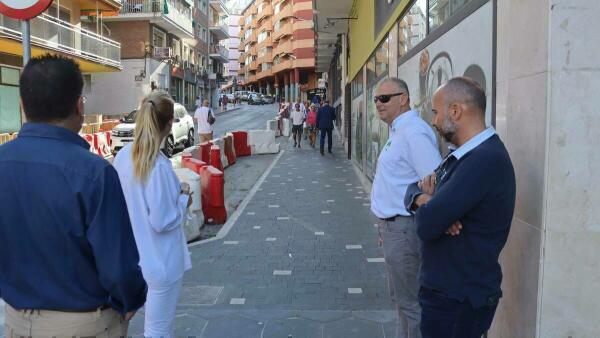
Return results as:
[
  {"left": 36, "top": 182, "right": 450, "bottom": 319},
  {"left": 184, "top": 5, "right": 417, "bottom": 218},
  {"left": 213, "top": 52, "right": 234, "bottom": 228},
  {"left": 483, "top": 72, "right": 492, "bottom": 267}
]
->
[
  {"left": 0, "top": 0, "right": 122, "bottom": 132},
  {"left": 315, "top": 0, "right": 600, "bottom": 337},
  {"left": 85, "top": 0, "right": 197, "bottom": 115},
  {"left": 222, "top": 13, "right": 241, "bottom": 92},
  {"left": 207, "top": 0, "right": 230, "bottom": 105},
  {"left": 238, "top": 0, "right": 316, "bottom": 102}
]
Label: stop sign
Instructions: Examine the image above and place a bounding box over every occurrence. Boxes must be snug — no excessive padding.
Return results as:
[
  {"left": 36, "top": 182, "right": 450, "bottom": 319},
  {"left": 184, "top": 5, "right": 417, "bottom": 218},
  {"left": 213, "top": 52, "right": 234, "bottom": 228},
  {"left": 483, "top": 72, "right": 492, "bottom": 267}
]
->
[{"left": 0, "top": 0, "right": 53, "bottom": 20}]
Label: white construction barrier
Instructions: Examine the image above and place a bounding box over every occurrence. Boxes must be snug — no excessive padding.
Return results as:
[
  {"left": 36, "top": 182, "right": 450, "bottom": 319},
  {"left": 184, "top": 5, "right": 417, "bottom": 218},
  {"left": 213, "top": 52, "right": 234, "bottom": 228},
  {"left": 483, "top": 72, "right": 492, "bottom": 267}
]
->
[
  {"left": 266, "top": 119, "right": 278, "bottom": 134},
  {"left": 281, "top": 118, "right": 291, "bottom": 137},
  {"left": 173, "top": 168, "right": 203, "bottom": 242},
  {"left": 247, "top": 130, "right": 280, "bottom": 154},
  {"left": 210, "top": 137, "right": 229, "bottom": 168}
]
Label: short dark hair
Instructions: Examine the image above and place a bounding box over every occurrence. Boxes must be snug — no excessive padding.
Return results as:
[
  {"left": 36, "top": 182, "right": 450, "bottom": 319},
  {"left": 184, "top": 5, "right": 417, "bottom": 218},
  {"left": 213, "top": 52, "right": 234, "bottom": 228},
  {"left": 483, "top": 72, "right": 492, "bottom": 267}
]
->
[
  {"left": 20, "top": 54, "right": 84, "bottom": 122},
  {"left": 443, "top": 77, "right": 486, "bottom": 114}
]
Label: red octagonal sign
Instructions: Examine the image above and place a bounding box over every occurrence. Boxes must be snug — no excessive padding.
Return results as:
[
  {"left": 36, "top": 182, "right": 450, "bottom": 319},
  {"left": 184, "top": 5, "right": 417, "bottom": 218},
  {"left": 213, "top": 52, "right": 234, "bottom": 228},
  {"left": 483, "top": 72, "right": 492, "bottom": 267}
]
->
[{"left": 0, "top": 0, "right": 53, "bottom": 20}]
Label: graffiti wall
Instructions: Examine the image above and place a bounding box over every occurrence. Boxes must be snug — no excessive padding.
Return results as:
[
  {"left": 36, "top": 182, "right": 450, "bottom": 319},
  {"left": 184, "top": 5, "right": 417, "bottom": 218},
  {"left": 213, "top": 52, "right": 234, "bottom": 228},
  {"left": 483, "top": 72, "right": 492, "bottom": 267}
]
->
[{"left": 397, "top": 1, "right": 494, "bottom": 153}]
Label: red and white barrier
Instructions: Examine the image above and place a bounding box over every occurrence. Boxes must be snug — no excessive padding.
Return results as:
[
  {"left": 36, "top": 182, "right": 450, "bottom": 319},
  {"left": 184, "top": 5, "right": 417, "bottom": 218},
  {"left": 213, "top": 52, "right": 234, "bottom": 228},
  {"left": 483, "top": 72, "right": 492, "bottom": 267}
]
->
[
  {"left": 199, "top": 141, "right": 212, "bottom": 163},
  {"left": 209, "top": 145, "right": 224, "bottom": 171},
  {"left": 211, "top": 137, "right": 229, "bottom": 168},
  {"left": 200, "top": 165, "right": 226, "bottom": 224},
  {"left": 232, "top": 131, "right": 251, "bottom": 157},
  {"left": 281, "top": 118, "right": 291, "bottom": 137},
  {"left": 173, "top": 168, "right": 203, "bottom": 241},
  {"left": 224, "top": 133, "right": 236, "bottom": 165}
]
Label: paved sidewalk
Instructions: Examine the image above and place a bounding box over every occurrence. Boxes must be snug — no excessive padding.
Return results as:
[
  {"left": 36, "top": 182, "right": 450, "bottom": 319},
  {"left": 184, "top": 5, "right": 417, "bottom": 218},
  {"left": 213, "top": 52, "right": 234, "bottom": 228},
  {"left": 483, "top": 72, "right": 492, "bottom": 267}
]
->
[
  {"left": 126, "top": 135, "right": 397, "bottom": 337},
  {"left": 0, "top": 134, "right": 398, "bottom": 338}
]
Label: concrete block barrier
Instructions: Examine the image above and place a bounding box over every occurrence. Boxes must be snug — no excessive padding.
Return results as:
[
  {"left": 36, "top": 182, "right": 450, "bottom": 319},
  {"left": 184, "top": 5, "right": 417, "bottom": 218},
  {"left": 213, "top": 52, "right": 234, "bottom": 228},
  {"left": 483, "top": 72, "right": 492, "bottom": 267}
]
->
[
  {"left": 209, "top": 145, "right": 224, "bottom": 171},
  {"left": 81, "top": 134, "right": 98, "bottom": 154},
  {"left": 199, "top": 142, "right": 212, "bottom": 163},
  {"left": 173, "top": 168, "right": 202, "bottom": 212},
  {"left": 211, "top": 137, "right": 229, "bottom": 168},
  {"left": 182, "top": 157, "right": 207, "bottom": 174},
  {"left": 94, "top": 132, "right": 112, "bottom": 159},
  {"left": 224, "top": 133, "right": 236, "bottom": 165},
  {"left": 248, "top": 130, "right": 279, "bottom": 154},
  {"left": 282, "top": 118, "right": 291, "bottom": 137},
  {"left": 200, "top": 165, "right": 227, "bottom": 224},
  {"left": 232, "top": 131, "right": 251, "bottom": 157}
]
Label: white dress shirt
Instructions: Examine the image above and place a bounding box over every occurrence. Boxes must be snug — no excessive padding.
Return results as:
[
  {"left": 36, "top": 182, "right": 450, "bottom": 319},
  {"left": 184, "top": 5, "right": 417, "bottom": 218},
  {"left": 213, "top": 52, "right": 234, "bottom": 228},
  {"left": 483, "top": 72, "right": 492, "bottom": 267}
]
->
[
  {"left": 113, "top": 144, "right": 192, "bottom": 286},
  {"left": 194, "top": 107, "right": 213, "bottom": 134},
  {"left": 371, "top": 110, "right": 442, "bottom": 218}
]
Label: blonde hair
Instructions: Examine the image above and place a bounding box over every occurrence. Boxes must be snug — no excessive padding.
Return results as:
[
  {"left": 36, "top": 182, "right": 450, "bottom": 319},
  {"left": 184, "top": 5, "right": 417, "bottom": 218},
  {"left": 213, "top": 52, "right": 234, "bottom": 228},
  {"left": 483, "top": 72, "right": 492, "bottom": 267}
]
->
[{"left": 131, "top": 91, "right": 174, "bottom": 181}]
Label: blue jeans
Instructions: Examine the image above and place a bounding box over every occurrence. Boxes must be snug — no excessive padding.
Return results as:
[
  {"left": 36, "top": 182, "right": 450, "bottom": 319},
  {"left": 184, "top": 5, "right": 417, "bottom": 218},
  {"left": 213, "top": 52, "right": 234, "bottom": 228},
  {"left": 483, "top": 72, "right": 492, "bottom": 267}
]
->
[{"left": 419, "top": 287, "right": 498, "bottom": 338}]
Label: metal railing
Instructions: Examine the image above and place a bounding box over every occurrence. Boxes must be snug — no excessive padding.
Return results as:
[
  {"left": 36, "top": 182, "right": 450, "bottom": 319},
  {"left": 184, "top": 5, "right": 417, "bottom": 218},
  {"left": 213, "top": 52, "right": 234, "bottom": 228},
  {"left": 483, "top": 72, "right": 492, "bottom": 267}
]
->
[
  {"left": 120, "top": 0, "right": 192, "bottom": 34},
  {"left": 209, "top": 45, "right": 229, "bottom": 60},
  {"left": 210, "top": 19, "right": 228, "bottom": 34},
  {"left": 0, "top": 14, "right": 121, "bottom": 68}
]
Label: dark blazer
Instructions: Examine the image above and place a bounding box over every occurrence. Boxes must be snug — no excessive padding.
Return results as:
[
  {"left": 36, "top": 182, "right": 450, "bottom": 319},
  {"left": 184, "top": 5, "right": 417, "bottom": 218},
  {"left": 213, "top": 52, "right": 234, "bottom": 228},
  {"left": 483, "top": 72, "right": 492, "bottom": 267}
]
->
[
  {"left": 405, "top": 135, "right": 516, "bottom": 308},
  {"left": 316, "top": 105, "right": 336, "bottom": 129}
]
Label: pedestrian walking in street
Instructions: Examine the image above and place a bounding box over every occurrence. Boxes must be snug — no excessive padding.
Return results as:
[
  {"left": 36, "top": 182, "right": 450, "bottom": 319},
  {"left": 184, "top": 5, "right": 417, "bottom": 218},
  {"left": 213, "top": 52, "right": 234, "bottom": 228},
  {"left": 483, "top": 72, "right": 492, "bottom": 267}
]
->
[
  {"left": 194, "top": 100, "right": 215, "bottom": 143},
  {"left": 113, "top": 91, "right": 194, "bottom": 338},
  {"left": 222, "top": 94, "right": 228, "bottom": 112},
  {"left": 290, "top": 102, "right": 305, "bottom": 148},
  {"left": 0, "top": 55, "right": 147, "bottom": 337},
  {"left": 195, "top": 95, "right": 202, "bottom": 109},
  {"left": 405, "top": 77, "right": 516, "bottom": 338},
  {"left": 306, "top": 103, "right": 319, "bottom": 148},
  {"left": 371, "top": 77, "right": 442, "bottom": 338},
  {"left": 316, "top": 100, "right": 336, "bottom": 155}
]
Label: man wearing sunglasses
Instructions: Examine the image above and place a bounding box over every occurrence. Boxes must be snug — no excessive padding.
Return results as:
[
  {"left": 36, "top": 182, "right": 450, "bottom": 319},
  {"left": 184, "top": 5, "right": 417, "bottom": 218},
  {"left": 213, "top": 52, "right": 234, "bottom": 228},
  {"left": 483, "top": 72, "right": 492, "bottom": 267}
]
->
[{"left": 371, "top": 78, "right": 442, "bottom": 338}]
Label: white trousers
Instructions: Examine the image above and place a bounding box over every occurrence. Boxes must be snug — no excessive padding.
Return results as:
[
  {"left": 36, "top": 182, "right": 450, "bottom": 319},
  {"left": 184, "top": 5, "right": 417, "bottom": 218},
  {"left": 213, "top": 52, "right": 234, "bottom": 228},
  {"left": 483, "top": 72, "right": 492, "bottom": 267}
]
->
[{"left": 144, "top": 278, "right": 183, "bottom": 338}]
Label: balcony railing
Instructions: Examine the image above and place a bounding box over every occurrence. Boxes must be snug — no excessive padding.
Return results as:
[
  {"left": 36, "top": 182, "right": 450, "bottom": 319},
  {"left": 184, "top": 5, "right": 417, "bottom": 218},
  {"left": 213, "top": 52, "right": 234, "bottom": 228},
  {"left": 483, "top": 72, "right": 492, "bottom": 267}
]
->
[
  {"left": 209, "top": 19, "right": 229, "bottom": 39},
  {"left": 118, "top": 0, "right": 192, "bottom": 36},
  {"left": 209, "top": 45, "right": 229, "bottom": 60},
  {"left": 0, "top": 14, "right": 121, "bottom": 68}
]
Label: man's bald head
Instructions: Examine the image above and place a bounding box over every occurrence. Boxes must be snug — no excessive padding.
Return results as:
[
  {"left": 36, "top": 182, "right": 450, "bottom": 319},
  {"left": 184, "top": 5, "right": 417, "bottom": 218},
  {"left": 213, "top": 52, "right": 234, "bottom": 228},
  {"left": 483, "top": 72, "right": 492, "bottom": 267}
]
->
[{"left": 439, "top": 77, "right": 486, "bottom": 115}]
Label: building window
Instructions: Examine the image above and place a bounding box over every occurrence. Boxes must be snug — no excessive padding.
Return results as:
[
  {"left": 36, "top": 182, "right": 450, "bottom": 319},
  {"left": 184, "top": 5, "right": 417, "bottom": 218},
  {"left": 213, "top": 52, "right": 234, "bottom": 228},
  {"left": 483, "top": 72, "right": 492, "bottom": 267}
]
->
[
  {"left": 429, "top": 0, "right": 475, "bottom": 32},
  {"left": 0, "top": 66, "right": 21, "bottom": 133},
  {"left": 398, "top": 0, "right": 427, "bottom": 58},
  {"left": 153, "top": 28, "right": 167, "bottom": 48},
  {"left": 257, "top": 31, "right": 270, "bottom": 44},
  {"left": 201, "top": 0, "right": 207, "bottom": 14},
  {"left": 375, "top": 36, "right": 389, "bottom": 78}
]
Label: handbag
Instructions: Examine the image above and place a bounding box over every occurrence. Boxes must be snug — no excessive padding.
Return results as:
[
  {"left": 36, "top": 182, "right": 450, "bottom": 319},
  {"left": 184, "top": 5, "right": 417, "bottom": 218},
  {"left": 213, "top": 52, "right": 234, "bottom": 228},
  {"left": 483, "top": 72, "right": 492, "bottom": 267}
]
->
[{"left": 207, "top": 109, "right": 215, "bottom": 125}]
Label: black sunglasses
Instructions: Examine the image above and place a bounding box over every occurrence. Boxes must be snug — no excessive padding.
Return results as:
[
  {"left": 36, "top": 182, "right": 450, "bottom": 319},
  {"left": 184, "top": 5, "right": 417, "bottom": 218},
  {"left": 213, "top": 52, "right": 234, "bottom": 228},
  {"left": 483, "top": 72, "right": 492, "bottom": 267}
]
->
[{"left": 373, "top": 92, "right": 405, "bottom": 103}]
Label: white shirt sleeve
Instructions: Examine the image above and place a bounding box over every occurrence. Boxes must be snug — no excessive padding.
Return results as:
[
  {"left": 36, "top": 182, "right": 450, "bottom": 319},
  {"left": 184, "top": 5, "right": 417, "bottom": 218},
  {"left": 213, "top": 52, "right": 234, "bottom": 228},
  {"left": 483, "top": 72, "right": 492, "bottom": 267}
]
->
[
  {"left": 144, "top": 162, "right": 189, "bottom": 233},
  {"left": 406, "top": 129, "right": 443, "bottom": 179}
]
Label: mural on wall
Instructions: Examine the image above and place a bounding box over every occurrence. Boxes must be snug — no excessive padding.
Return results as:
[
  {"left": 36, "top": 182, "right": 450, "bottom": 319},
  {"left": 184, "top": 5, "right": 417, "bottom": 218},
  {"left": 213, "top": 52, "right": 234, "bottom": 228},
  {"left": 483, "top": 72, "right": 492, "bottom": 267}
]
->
[
  {"left": 351, "top": 96, "right": 363, "bottom": 170},
  {"left": 398, "top": 1, "right": 494, "bottom": 154},
  {"left": 365, "top": 76, "right": 389, "bottom": 179}
]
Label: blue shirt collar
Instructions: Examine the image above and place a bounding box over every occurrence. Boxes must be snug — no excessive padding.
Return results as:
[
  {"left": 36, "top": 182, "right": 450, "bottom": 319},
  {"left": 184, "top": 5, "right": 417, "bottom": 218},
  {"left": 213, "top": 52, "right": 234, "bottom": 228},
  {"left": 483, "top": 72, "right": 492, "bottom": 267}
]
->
[
  {"left": 451, "top": 127, "right": 496, "bottom": 160},
  {"left": 18, "top": 123, "right": 90, "bottom": 150},
  {"left": 391, "top": 109, "right": 418, "bottom": 133}
]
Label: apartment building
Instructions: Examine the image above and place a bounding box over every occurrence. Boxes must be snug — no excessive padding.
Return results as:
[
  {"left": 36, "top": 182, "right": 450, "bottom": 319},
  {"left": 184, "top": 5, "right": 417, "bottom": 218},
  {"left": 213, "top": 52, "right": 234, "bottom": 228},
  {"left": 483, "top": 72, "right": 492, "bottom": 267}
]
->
[
  {"left": 0, "top": 0, "right": 123, "bottom": 132},
  {"left": 207, "top": 0, "right": 230, "bottom": 105},
  {"left": 238, "top": 0, "right": 315, "bottom": 102},
  {"left": 221, "top": 13, "right": 241, "bottom": 92}
]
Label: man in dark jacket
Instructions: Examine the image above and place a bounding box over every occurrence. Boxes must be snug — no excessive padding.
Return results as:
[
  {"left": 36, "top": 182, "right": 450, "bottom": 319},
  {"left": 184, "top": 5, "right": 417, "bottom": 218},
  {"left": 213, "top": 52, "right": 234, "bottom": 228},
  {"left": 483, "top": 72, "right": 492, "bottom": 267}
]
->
[{"left": 316, "top": 100, "right": 336, "bottom": 155}]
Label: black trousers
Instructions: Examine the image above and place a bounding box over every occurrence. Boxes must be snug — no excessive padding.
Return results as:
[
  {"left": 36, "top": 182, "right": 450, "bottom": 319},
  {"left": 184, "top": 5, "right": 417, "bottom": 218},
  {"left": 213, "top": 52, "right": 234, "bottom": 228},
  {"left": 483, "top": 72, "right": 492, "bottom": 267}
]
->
[{"left": 319, "top": 127, "right": 333, "bottom": 152}]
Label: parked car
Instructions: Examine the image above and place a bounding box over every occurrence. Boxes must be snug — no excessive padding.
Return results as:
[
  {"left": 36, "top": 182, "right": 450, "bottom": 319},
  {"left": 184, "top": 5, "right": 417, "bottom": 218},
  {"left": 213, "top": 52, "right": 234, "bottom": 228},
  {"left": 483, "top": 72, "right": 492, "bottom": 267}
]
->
[
  {"left": 225, "top": 93, "right": 235, "bottom": 101},
  {"left": 248, "top": 93, "right": 263, "bottom": 105},
  {"left": 235, "top": 90, "right": 249, "bottom": 101},
  {"left": 111, "top": 103, "right": 194, "bottom": 157},
  {"left": 261, "top": 95, "right": 275, "bottom": 104}
]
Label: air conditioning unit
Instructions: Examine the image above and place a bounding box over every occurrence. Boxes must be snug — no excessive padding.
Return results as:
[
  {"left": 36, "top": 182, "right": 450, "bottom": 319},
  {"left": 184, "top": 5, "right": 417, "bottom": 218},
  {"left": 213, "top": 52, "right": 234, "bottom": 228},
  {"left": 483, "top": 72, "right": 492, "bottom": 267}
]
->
[{"left": 153, "top": 47, "right": 172, "bottom": 59}]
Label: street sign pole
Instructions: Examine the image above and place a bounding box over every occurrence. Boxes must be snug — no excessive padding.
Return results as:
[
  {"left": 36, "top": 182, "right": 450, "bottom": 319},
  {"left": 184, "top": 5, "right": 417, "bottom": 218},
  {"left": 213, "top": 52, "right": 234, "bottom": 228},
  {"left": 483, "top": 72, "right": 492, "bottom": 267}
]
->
[{"left": 22, "top": 19, "right": 31, "bottom": 65}]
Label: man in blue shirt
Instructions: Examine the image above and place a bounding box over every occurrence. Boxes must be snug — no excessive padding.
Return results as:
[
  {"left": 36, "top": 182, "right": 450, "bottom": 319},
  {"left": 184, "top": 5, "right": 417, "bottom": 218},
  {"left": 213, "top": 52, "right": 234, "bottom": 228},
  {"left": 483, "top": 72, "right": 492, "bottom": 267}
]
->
[
  {"left": 405, "top": 77, "right": 516, "bottom": 338},
  {"left": 0, "top": 55, "right": 147, "bottom": 337},
  {"left": 316, "top": 100, "right": 336, "bottom": 155}
]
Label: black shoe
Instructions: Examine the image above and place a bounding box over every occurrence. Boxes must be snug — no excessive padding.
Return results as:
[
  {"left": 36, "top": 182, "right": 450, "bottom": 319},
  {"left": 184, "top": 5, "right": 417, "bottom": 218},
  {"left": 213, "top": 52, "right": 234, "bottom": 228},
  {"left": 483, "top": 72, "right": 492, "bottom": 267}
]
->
[
  {"left": 320, "top": 149, "right": 324, "bottom": 156},
  {"left": 328, "top": 149, "right": 332, "bottom": 154},
  {"left": 293, "top": 142, "right": 297, "bottom": 147},
  {"left": 298, "top": 144, "right": 301, "bottom": 148}
]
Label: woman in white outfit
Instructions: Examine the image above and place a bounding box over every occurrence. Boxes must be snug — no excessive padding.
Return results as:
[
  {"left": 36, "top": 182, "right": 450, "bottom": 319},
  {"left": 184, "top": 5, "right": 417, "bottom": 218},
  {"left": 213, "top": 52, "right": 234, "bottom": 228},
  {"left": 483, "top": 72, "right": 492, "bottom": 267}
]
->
[{"left": 113, "top": 91, "right": 193, "bottom": 338}]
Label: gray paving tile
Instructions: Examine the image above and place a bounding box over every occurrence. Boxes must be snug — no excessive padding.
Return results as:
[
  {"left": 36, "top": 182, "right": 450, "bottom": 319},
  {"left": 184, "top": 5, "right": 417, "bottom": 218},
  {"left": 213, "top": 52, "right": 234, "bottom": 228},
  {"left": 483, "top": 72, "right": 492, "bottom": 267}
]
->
[
  {"left": 262, "top": 317, "right": 323, "bottom": 338},
  {"left": 323, "top": 317, "right": 385, "bottom": 338},
  {"left": 202, "top": 315, "right": 264, "bottom": 338},
  {"left": 298, "top": 310, "right": 352, "bottom": 323}
]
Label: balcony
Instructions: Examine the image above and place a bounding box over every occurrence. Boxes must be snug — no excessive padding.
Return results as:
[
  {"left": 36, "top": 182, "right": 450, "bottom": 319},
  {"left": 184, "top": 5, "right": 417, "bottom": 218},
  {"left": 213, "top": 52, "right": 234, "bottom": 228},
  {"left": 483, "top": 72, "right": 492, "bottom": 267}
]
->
[
  {"left": 247, "top": 74, "right": 257, "bottom": 83},
  {"left": 238, "top": 54, "right": 245, "bottom": 63},
  {"left": 238, "top": 16, "right": 245, "bottom": 26},
  {"left": 260, "top": 17, "right": 273, "bottom": 32},
  {"left": 250, "top": 45, "right": 258, "bottom": 56},
  {"left": 257, "top": 51, "right": 273, "bottom": 64},
  {"left": 272, "top": 3, "right": 292, "bottom": 24},
  {"left": 238, "top": 43, "right": 245, "bottom": 52},
  {"left": 256, "top": 68, "right": 273, "bottom": 80},
  {"left": 209, "top": 0, "right": 229, "bottom": 15},
  {"left": 209, "top": 45, "right": 229, "bottom": 63},
  {"left": 249, "top": 60, "right": 259, "bottom": 71},
  {"left": 106, "top": 0, "right": 193, "bottom": 39},
  {"left": 272, "top": 58, "right": 293, "bottom": 74},
  {"left": 237, "top": 66, "right": 245, "bottom": 75},
  {"left": 273, "top": 38, "right": 292, "bottom": 56},
  {"left": 272, "top": 20, "right": 292, "bottom": 41},
  {"left": 257, "top": 4, "right": 273, "bottom": 23},
  {"left": 78, "top": 0, "right": 122, "bottom": 11},
  {"left": 0, "top": 14, "right": 121, "bottom": 71},
  {"left": 257, "top": 35, "right": 272, "bottom": 49},
  {"left": 210, "top": 19, "right": 230, "bottom": 40}
]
